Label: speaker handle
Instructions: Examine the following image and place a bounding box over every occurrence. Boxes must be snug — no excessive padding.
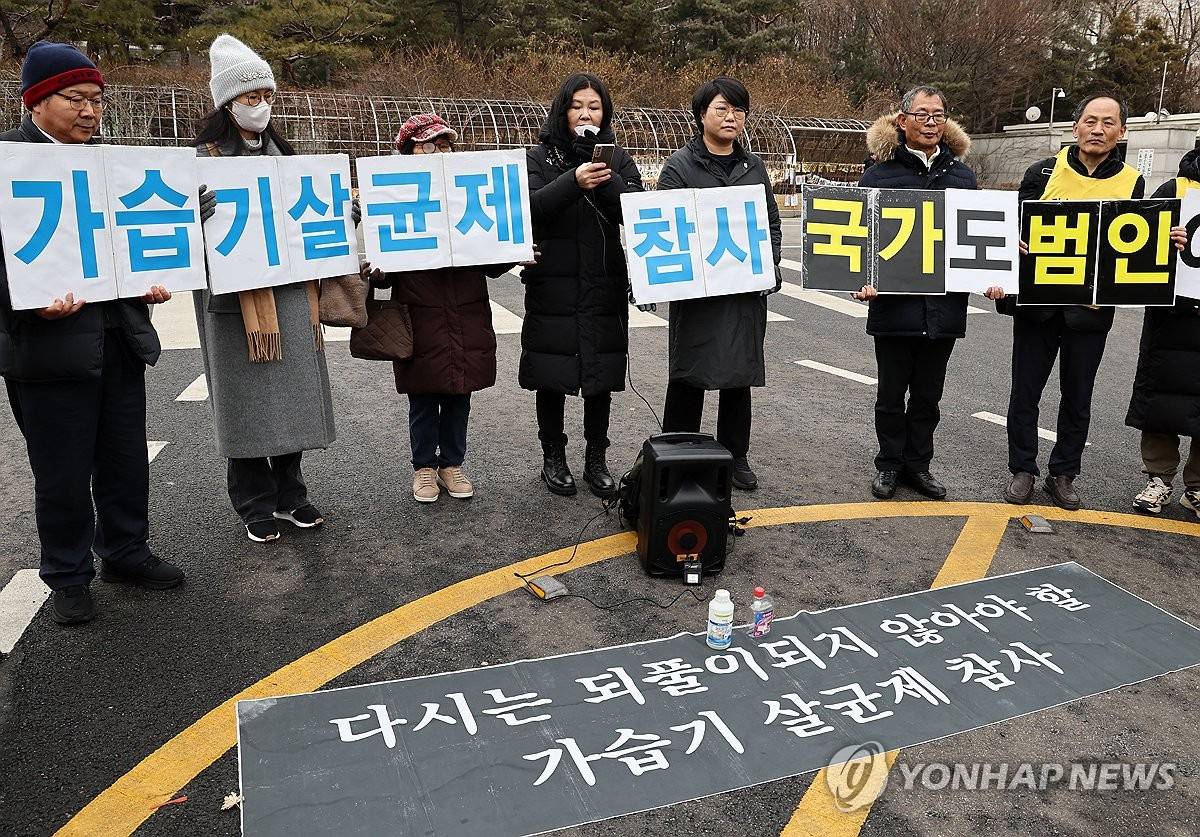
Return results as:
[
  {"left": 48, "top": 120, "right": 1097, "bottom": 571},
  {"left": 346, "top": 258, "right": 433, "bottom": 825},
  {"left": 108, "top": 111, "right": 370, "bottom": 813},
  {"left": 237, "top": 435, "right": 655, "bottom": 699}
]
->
[{"left": 646, "top": 431, "right": 716, "bottom": 446}]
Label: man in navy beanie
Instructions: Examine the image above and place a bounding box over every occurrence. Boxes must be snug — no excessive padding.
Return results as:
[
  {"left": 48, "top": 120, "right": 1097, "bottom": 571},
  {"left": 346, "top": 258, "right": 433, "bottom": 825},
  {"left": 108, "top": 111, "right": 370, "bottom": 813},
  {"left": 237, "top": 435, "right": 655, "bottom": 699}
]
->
[{"left": 0, "top": 40, "right": 185, "bottom": 626}]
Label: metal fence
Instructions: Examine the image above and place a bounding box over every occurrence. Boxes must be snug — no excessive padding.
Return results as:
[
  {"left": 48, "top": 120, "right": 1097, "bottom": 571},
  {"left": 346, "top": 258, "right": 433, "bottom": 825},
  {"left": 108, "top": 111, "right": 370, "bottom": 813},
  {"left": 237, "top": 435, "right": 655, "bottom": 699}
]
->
[{"left": 0, "top": 82, "right": 868, "bottom": 188}]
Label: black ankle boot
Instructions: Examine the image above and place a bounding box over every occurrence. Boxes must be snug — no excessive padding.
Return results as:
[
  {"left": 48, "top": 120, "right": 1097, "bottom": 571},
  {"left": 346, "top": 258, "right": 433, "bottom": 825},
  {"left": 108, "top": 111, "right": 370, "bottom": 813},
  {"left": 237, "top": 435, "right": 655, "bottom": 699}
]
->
[
  {"left": 583, "top": 444, "right": 616, "bottom": 498},
  {"left": 541, "top": 446, "right": 577, "bottom": 496}
]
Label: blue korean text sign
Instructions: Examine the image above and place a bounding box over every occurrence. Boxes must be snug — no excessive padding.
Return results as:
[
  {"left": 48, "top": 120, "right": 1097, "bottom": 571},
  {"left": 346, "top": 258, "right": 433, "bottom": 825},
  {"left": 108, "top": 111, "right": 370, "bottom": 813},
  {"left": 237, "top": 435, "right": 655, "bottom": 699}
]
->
[
  {"left": 235, "top": 562, "right": 1200, "bottom": 837},
  {"left": 623, "top": 185, "right": 776, "bottom": 305},
  {"left": 0, "top": 143, "right": 206, "bottom": 309},
  {"left": 357, "top": 149, "right": 533, "bottom": 272}
]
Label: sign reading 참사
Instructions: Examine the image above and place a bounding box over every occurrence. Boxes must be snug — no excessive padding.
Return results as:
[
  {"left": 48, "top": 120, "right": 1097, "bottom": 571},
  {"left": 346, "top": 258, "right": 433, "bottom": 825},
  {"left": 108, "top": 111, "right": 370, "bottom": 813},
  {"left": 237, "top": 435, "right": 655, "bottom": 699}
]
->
[
  {"left": 236, "top": 562, "right": 1200, "bottom": 837},
  {"left": 0, "top": 143, "right": 208, "bottom": 309},
  {"left": 622, "top": 185, "right": 775, "bottom": 305}
]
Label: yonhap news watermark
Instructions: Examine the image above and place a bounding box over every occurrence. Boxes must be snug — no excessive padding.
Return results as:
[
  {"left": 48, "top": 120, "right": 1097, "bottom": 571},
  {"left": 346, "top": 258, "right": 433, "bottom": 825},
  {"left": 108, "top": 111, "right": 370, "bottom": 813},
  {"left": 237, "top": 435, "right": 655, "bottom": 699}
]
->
[{"left": 826, "top": 741, "right": 1177, "bottom": 812}]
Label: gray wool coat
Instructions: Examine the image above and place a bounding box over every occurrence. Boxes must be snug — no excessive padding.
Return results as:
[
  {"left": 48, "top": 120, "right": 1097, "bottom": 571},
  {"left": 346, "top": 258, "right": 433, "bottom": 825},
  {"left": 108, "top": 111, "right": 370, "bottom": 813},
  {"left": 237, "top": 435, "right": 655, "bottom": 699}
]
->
[{"left": 193, "top": 137, "right": 336, "bottom": 459}]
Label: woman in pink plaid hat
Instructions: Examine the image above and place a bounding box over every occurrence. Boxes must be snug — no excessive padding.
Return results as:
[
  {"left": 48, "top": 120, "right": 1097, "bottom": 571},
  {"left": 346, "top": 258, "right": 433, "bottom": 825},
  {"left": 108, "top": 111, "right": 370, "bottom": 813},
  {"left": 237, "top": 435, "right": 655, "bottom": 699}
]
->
[{"left": 364, "top": 113, "right": 520, "bottom": 503}]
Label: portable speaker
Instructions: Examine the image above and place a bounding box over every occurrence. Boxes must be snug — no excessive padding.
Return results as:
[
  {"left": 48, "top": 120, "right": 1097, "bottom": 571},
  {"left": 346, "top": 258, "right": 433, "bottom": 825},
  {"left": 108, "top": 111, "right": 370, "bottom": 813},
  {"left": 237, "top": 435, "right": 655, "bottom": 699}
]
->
[{"left": 636, "top": 432, "right": 733, "bottom": 578}]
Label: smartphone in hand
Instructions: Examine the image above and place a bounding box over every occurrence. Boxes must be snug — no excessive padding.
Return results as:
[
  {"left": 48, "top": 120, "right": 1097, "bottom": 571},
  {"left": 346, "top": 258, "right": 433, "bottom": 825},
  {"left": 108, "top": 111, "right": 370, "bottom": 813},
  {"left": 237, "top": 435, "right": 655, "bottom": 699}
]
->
[{"left": 592, "top": 143, "right": 616, "bottom": 168}]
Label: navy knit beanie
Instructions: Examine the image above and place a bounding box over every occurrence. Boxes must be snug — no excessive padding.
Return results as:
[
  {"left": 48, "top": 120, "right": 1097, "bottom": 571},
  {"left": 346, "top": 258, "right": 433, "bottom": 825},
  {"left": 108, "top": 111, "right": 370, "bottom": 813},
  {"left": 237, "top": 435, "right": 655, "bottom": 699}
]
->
[{"left": 21, "top": 41, "right": 104, "bottom": 109}]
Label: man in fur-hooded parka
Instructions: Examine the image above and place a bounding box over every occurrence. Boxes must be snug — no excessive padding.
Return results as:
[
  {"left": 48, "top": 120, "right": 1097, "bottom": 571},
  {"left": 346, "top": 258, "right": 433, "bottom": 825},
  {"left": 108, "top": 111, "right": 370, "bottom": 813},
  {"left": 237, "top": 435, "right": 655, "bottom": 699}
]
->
[{"left": 856, "top": 86, "right": 982, "bottom": 502}]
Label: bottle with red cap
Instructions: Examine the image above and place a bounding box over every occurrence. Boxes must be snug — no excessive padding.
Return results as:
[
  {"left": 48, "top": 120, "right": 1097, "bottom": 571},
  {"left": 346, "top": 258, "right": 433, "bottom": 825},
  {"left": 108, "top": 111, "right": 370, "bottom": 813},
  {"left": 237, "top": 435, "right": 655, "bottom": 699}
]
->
[{"left": 749, "top": 586, "right": 774, "bottom": 638}]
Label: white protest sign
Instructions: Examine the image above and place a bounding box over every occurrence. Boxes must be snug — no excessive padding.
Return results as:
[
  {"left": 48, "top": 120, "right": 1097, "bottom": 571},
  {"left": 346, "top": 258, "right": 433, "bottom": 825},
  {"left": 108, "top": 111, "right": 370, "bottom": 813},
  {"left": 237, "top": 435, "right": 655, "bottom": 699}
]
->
[
  {"left": 356, "top": 153, "right": 452, "bottom": 272},
  {"left": 277, "top": 153, "right": 359, "bottom": 280},
  {"left": 442, "top": 149, "right": 534, "bottom": 266},
  {"left": 622, "top": 189, "right": 705, "bottom": 305},
  {"left": 1177, "top": 189, "right": 1200, "bottom": 299},
  {"left": 102, "top": 145, "right": 207, "bottom": 299},
  {"left": 944, "top": 188, "right": 1019, "bottom": 294},
  {"left": 0, "top": 142, "right": 118, "bottom": 310},
  {"left": 196, "top": 155, "right": 293, "bottom": 295},
  {"left": 694, "top": 184, "right": 776, "bottom": 298}
]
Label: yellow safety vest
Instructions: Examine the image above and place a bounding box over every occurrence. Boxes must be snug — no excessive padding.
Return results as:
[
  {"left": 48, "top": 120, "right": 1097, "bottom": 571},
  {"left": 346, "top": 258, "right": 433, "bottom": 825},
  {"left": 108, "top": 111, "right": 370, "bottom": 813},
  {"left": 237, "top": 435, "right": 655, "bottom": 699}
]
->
[
  {"left": 1175, "top": 176, "right": 1200, "bottom": 197},
  {"left": 1040, "top": 147, "right": 1141, "bottom": 200}
]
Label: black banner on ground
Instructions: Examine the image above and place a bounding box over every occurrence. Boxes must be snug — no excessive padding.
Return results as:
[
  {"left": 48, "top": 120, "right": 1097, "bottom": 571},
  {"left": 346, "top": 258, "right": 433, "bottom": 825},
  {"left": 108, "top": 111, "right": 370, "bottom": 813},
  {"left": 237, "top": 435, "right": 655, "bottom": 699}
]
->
[
  {"left": 1095, "top": 198, "right": 1180, "bottom": 306},
  {"left": 236, "top": 563, "right": 1200, "bottom": 837}
]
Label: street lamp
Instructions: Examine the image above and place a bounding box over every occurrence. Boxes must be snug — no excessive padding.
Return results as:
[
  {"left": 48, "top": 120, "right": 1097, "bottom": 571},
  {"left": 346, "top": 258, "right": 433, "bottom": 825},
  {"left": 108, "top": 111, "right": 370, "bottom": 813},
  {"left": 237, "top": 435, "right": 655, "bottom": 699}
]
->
[{"left": 1048, "top": 87, "right": 1066, "bottom": 150}]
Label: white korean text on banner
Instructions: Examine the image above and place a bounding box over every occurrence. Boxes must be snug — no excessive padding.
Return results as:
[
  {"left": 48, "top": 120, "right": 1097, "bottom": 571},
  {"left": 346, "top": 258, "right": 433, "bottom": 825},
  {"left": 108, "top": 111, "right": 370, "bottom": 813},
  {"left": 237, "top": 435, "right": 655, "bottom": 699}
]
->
[
  {"left": 195, "top": 155, "right": 292, "bottom": 296},
  {"left": 357, "top": 149, "right": 534, "bottom": 272},
  {"left": 623, "top": 185, "right": 774, "bottom": 305},
  {"left": 0, "top": 143, "right": 117, "bottom": 309},
  {"left": 944, "top": 188, "right": 1020, "bottom": 294},
  {"left": 278, "top": 154, "right": 359, "bottom": 281},
  {"left": 102, "top": 145, "right": 207, "bottom": 300}
]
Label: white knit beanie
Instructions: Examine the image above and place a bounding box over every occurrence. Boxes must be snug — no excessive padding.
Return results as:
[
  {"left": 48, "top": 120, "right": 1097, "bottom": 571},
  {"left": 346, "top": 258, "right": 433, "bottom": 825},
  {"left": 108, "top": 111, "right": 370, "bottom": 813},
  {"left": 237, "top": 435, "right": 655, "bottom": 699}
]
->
[{"left": 208, "top": 33, "right": 276, "bottom": 108}]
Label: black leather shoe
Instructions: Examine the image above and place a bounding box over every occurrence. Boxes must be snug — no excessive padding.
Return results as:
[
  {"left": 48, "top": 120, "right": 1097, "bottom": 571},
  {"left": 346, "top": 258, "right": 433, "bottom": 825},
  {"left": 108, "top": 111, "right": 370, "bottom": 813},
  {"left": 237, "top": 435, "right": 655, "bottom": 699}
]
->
[
  {"left": 871, "top": 470, "right": 898, "bottom": 499},
  {"left": 1045, "top": 475, "right": 1081, "bottom": 511},
  {"left": 541, "top": 447, "right": 577, "bottom": 496},
  {"left": 1004, "top": 472, "right": 1035, "bottom": 505},
  {"left": 903, "top": 469, "right": 947, "bottom": 500},
  {"left": 582, "top": 444, "right": 616, "bottom": 498},
  {"left": 100, "top": 555, "right": 186, "bottom": 590},
  {"left": 50, "top": 585, "right": 96, "bottom": 625},
  {"left": 732, "top": 457, "right": 758, "bottom": 491}
]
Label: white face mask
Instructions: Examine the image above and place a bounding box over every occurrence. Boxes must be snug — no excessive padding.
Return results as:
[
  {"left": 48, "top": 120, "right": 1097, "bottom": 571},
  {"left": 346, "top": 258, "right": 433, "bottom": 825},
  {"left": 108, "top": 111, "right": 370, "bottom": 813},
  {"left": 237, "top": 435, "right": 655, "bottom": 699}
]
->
[
  {"left": 574, "top": 124, "right": 599, "bottom": 138},
  {"left": 229, "top": 100, "right": 272, "bottom": 134}
]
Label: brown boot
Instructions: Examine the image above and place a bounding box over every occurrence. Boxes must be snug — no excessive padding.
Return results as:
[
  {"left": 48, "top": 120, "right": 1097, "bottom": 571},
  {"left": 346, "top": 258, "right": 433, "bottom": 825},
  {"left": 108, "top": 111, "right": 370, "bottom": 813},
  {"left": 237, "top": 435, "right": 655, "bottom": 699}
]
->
[{"left": 1045, "top": 476, "right": 1081, "bottom": 511}]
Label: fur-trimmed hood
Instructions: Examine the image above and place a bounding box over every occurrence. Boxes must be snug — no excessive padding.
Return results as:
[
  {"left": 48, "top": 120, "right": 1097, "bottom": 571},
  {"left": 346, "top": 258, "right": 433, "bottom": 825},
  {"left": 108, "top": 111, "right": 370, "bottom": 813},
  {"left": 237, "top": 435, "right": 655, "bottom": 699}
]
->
[{"left": 866, "top": 112, "right": 971, "bottom": 163}]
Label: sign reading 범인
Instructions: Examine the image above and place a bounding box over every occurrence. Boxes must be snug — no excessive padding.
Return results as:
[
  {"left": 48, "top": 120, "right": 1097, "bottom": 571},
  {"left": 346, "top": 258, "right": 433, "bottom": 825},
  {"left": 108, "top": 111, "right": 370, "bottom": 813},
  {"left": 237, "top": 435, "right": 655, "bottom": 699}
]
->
[
  {"left": 0, "top": 143, "right": 207, "bottom": 310},
  {"left": 356, "top": 149, "right": 534, "bottom": 272},
  {"left": 622, "top": 185, "right": 775, "bottom": 305}
]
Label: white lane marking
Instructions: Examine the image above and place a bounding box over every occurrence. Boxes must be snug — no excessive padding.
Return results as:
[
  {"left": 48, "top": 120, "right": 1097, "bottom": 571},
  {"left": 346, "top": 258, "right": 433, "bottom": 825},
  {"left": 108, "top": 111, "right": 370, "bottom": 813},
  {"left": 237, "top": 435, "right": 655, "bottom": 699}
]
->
[
  {"left": 795, "top": 359, "right": 878, "bottom": 385},
  {"left": 490, "top": 301, "right": 524, "bottom": 335},
  {"left": 628, "top": 305, "right": 667, "bottom": 328},
  {"left": 778, "top": 258, "right": 989, "bottom": 316},
  {"left": 148, "top": 441, "right": 168, "bottom": 463},
  {"left": 0, "top": 569, "right": 49, "bottom": 654},
  {"left": 971, "top": 411, "right": 1089, "bottom": 445},
  {"left": 176, "top": 374, "right": 208, "bottom": 402},
  {"left": 156, "top": 294, "right": 353, "bottom": 350},
  {"left": 767, "top": 310, "right": 792, "bottom": 322}
]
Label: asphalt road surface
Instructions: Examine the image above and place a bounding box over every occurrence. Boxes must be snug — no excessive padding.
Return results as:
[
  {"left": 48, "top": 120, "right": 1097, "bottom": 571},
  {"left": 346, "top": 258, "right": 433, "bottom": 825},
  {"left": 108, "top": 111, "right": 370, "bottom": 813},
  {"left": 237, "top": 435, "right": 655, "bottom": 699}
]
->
[{"left": 1, "top": 220, "right": 1198, "bottom": 837}]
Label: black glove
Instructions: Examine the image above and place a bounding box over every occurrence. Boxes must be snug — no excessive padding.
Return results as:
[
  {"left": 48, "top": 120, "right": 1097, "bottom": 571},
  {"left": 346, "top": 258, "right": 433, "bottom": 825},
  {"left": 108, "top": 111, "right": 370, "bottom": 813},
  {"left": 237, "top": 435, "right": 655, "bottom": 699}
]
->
[
  {"left": 351, "top": 197, "right": 361, "bottom": 228},
  {"left": 198, "top": 185, "right": 216, "bottom": 223}
]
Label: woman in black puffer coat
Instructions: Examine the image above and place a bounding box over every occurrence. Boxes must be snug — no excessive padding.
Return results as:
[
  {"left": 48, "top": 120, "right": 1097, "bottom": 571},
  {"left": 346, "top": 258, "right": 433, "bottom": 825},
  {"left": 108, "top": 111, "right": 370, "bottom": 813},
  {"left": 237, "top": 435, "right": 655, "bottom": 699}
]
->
[
  {"left": 1125, "top": 148, "right": 1200, "bottom": 516},
  {"left": 522, "top": 73, "right": 643, "bottom": 498}
]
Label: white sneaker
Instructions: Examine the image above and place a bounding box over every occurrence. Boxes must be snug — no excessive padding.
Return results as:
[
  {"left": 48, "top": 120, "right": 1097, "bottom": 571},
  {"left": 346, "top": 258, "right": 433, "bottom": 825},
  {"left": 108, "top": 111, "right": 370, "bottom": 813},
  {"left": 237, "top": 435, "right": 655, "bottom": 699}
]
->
[
  {"left": 437, "top": 465, "right": 475, "bottom": 499},
  {"left": 1181, "top": 489, "right": 1200, "bottom": 519},
  {"left": 1133, "top": 477, "right": 1173, "bottom": 514},
  {"left": 413, "top": 468, "right": 440, "bottom": 503}
]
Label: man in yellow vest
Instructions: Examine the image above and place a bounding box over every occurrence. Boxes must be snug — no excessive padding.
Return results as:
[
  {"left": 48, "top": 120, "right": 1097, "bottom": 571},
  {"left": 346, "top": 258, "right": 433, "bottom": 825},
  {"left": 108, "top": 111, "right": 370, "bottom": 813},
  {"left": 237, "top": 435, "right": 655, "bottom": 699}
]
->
[{"left": 1001, "top": 94, "right": 1186, "bottom": 510}]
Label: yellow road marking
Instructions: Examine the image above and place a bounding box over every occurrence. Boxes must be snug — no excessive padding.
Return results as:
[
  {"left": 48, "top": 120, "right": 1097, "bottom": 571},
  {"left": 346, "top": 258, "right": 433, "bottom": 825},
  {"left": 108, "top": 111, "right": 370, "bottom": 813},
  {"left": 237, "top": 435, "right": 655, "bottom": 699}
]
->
[
  {"left": 58, "top": 502, "right": 1200, "bottom": 836},
  {"left": 779, "top": 512, "right": 1012, "bottom": 837}
]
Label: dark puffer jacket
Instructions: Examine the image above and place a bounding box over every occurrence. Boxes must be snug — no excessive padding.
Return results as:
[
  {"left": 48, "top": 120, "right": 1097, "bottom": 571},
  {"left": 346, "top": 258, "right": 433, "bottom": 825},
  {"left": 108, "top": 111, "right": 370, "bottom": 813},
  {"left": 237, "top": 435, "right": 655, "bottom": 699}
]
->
[
  {"left": 858, "top": 112, "right": 978, "bottom": 340},
  {"left": 0, "top": 116, "right": 160, "bottom": 382},
  {"left": 519, "top": 141, "right": 642, "bottom": 396},
  {"left": 377, "top": 265, "right": 507, "bottom": 395},
  {"left": 1125, "top": 153, "right": 1200, "bottom": 436}
]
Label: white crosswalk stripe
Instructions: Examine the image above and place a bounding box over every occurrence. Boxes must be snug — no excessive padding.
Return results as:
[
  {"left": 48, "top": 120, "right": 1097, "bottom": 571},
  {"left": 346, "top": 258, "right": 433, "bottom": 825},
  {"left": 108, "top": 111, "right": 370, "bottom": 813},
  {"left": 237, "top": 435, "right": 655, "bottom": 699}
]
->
[
  {"left": 148, "top": 441, "right": 169, "bottom": 463},
  {"left": 176, "top": 374, "right": 208, "bottom": 402},
  {"left": 972, "top": 411, "right": 1089, "bottom": 446},
  {"left": 0, "top": 569, "right": 48, "bottom": 655},
  {"left": 795, "top": 359, "right": 878, "bottom": 385},
  {"left": 153, "top": 294, "right": 352, "bottom": 351},
  {"left": 777, "top": 258, "right": 989, "bottom": 315}
]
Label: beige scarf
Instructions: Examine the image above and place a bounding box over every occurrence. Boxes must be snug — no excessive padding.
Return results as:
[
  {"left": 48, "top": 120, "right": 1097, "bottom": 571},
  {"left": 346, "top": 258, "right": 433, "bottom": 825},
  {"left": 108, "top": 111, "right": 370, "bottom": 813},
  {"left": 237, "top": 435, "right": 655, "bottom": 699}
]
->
[{"left": 204, "top": 141, "right": 323, "bottom": 363}]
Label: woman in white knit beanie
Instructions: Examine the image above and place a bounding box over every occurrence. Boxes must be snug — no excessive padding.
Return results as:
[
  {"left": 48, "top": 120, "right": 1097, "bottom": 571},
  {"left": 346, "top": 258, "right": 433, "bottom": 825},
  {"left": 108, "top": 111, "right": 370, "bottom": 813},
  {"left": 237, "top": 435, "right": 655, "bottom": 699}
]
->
[{"left": 192, "top": 33, "right": 337, "bottom": 544}]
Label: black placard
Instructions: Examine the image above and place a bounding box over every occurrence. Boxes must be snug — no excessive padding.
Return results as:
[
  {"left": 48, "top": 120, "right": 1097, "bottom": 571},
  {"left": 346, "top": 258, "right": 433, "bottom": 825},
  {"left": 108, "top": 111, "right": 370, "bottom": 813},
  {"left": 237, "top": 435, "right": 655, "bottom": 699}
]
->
[
  {"left": 875, "top": 189, "right": 946, "bottom": 294},
  {"left": 1095, "top": 198, "right": 1179, "bottom": 306},
  {"left": 801, "top": 185, "right": 873, "bottom": 292},
  {"left": 1019, "top": 200, "right": 1100, "bottom": 306}
]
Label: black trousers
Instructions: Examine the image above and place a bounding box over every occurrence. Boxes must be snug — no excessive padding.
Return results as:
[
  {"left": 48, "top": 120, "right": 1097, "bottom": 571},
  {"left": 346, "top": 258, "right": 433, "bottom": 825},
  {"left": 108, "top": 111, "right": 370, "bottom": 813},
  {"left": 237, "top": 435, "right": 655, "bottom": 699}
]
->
[
  {"left": 536, "top": 390, "right": 611, "bottom": 451},
  {"left": 409, "top": 393, "right": 470, "bottom": 470},
  {"left": 873, "top": 336, "right": 957, "bottom": 473},
  {"left": 7, "top": 337, "right": 151, "bottom": 590},
  {"left": 1007, "top": 313, "right": 1108, "bottom": 478},
  {"left": 227, "top": 452, "right": 308, "bottom": 525},
  {"left": 662, "top": 381, "right": 752, "bottom": 458}
]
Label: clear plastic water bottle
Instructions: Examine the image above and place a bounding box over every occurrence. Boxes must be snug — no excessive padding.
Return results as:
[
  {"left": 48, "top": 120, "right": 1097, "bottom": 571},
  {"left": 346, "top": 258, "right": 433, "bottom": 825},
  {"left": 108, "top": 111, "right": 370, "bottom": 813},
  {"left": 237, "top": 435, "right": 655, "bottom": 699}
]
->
[
  {"left": 749, "top": 586, "right": 774, "bottom": 638},
  {"left": 706, "top": 589, "right": 734, "bottom": 650}
]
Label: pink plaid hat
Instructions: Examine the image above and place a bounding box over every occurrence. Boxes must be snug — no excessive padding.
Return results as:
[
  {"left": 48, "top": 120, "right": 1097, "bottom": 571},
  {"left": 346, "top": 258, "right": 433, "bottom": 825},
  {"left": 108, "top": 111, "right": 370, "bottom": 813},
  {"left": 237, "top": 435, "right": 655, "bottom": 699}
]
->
[{"left": 394, "top": 113, "right": 459, "bottom": 149}]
